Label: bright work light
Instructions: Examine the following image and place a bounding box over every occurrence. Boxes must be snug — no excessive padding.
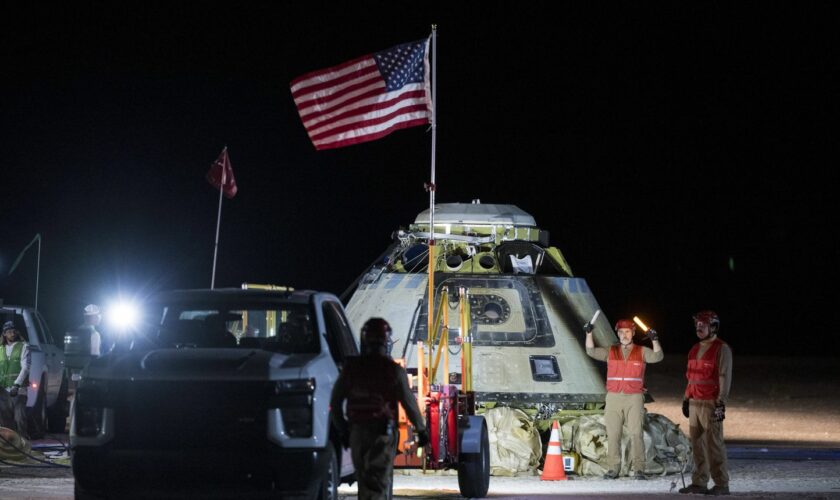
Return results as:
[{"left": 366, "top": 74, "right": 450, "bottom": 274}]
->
[{"left": 107, "top": 300, "right": 140, "bottom": 331}]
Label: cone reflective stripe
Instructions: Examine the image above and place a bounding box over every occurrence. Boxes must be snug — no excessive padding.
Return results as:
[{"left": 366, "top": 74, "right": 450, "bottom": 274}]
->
[
  {"left": 540, "top": 420, "right": 567, "bottom": 481},
  {"left": 547, "top": 440, "right": 563, "bottom": 456}
]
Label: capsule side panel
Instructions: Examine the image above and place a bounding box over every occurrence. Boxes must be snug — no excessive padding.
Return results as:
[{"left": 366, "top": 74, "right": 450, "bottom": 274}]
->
[{"left": 345, "top": 272, "right": 426, "bottom": 361}]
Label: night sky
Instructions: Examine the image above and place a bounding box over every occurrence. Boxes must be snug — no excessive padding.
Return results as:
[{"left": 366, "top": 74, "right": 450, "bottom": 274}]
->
[{"left": 2, "top": 2, "right": 837, "bottom": 355}]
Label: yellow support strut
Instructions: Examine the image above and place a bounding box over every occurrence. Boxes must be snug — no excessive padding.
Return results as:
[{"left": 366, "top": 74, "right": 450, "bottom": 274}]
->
[{"left": 459, "top": 287, "right": 472, "bottom": 392}]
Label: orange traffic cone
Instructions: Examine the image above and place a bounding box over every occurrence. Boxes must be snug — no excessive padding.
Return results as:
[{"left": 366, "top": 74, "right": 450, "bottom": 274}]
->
[{"left": 541, "top": 420, "right": 568, "bottom": 481}]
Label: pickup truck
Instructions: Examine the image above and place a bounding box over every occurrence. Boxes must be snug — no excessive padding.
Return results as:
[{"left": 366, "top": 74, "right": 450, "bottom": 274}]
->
[
  {"left": 70, "top": 287, "right": 358, "bottom": 499},
  {"left": 1, "top": 304, "right": 69, "bottom": 436}
]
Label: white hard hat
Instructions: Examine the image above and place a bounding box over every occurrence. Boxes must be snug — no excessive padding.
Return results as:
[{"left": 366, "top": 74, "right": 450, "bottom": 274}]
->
[{"left": 84, "top": 304, "right": 101, "bottom": 316}]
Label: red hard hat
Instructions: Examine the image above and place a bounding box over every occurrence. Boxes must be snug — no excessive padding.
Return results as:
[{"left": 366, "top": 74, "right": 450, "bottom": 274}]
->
[
  {"left": 693, "top": 310, "right": 720, "bottom": 327},
  {"left": 614, "top": 319, "right": 636, "bottom": 331}
]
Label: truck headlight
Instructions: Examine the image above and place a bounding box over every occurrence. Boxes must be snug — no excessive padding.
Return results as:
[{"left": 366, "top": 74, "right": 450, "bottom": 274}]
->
[
  {"left": 270, "top": 378, "right": 315, "bottom": 438},
  {"left": 274, "top": 379, "right": 316, "bottom": 393},
  {"left": 76, "top": 406, "right": 104, "bottom": 437},
  {"left": 75, "top": 382, "right": 108, "bottom": 437}
]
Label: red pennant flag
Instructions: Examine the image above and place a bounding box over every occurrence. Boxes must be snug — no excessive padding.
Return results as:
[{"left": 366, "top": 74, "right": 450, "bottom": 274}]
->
[{"left": 206, "top": 147, "right": 237, "bottom": 198}]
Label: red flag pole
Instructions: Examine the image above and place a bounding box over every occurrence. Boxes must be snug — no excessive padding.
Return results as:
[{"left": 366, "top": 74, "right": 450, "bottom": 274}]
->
[{"left": 210, "top": 146, "right": 227, "bottom": 289}]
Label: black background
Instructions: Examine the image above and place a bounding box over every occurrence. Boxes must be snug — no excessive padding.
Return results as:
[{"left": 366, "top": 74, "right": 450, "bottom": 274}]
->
[{"left": 2, "top": 2, "right": 837, "bottom": 355}]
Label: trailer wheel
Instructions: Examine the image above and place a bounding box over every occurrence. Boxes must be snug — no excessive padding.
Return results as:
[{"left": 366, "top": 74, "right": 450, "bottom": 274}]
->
[{"left": 458, "top": 418, "right": 490, "bottom": 498}]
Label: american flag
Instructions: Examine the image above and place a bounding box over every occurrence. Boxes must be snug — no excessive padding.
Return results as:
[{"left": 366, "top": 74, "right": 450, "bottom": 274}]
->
[{"left": 290, "top": 39, "right": 432, "bottom": 150}]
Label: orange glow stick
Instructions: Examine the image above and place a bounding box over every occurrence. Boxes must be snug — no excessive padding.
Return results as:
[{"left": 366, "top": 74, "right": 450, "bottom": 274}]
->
[{"left": 632, "top": 316, "right": 650, "bottom": 332}]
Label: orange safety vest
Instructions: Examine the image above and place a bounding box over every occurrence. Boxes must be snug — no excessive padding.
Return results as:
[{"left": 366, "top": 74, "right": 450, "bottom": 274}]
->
[
  {"left": 605, "top": 344, "right": 646, "bottom": 394},
  {"left": 343, "top": 355, "right": 400, "bottom": 424},
  {"left": 685, "top": 337, "right": 725, "bottom": 400}
]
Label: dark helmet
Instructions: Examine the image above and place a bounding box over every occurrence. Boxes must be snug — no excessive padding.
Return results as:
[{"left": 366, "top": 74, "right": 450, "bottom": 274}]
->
[
  {"left": 693, "top": 310, "right": 720, "bottom": 332},
  {"left": 614, "top": 318, "right": 636, "bottom": 332},
  {"left": 361, "top": 318, "right": 393, "bottom": 354}
]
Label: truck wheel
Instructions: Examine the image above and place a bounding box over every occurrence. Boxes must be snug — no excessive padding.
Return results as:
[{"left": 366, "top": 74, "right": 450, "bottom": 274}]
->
[
  {"left": 47, "top": 373, "right": 69, "bottom": 433},
  {"left": 458, "top": 419, "right": 490, "bottom": 498},
  {"left": 317, "top": 445, "right": 339, "bottom": 500}
]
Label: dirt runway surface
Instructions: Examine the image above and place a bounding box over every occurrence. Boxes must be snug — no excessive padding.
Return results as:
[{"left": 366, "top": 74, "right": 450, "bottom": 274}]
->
[
  {"left": 645, "top": 355, "right": 840, "bottom": 446},
  {"left": 2, "top": 356, "right": 839, "bottom": 498}
]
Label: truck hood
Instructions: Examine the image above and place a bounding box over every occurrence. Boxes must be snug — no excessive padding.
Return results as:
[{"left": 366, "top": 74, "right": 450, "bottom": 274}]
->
[{"left": 85, "top": 348, "right": 318, "bottom": 382}]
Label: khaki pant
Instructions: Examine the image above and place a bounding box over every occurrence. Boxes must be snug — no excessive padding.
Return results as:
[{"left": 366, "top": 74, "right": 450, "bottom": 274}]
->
[
  {"left": 349, "top": 421, "right": 398, "bottom": 500},
  {"left": 689, "top": 400, "right": 729, "bottom": 488},
  {"left": 604, "top": 392, "right": 646, "bottom": 473}
]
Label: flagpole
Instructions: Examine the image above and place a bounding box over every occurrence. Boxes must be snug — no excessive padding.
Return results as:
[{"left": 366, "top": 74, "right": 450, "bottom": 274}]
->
[
  {"left": 423, "top": 25, "right": 438, "bottom": 403},
  {"left": 210, "top": 147, "right": 227, "bottom": 289}
]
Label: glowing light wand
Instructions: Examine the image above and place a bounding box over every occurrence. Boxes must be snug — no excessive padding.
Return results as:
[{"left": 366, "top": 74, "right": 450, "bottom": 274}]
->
[{"left": 633, "top": 316, "right": 649, "bottom": 332}]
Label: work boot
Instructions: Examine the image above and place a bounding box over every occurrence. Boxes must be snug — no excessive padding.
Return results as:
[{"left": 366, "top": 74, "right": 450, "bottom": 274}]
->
[
  {"left": 634, "top": 471, "right": 647, "bottom": 480},
  {"left": 602, "top": 470, "right": 619, "bottom": 479},
  {"left": 678, "top": 484, "right": 709, "bottom": 494},
  {"left": 707, "top": 485, "right": 730, "bottom": 496}
]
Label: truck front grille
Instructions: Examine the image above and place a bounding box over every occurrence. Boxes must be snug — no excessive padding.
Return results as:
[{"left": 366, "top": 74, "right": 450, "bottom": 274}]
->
[{"left": 109, "top": 381, "right": 270, "bottom": 450}]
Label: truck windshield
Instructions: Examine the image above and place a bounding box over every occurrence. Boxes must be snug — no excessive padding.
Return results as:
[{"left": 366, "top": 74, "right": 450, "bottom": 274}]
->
[{"left": 155, "top": 303, "right": 318, "bottom": 354}]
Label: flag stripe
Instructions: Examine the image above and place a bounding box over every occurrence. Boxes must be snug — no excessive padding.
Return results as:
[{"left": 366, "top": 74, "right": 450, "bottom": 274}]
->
[
  {"left": 314, "top": 117, "right": 430, "bottom": 150},
  {"left": 310, "top": 103, "right": 429, "bottom": 143},
  {"left": 312, "top": 110, "right": 430, "bottom": 149},
  {"left": 304, "top": 85, "right": 426, "bottom": 131},
  {"left": 292, "top": 61, "right": 380, "bottom": 104},
  {"left": 297, "top": 78, "right": 385, "bottom": 121},
  {"left": 307, "top": 91, "right": 428, "bottom": 138},
  {"left": 290, "top": 54, "right": 373, "bottom": 93},
  {"left": 290, "top": 38, "right": 431, "bottom": 150},
  {"left": 300, "top": 87, "right": 384, "bottom": 125}
]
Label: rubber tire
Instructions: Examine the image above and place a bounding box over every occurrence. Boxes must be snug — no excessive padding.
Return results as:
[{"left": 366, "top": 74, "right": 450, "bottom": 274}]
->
[
  {"left": 457, "top": 421, "right": 490, "bottom": 498},
  {"left": 27, "top": 379, "right": 47, "bottom": 440},
  {"left": 317, "top": 445, "right": 339, "bottom": 500},
  {"left": 47, "top": 373, "right": 69, "bottom": 433}
]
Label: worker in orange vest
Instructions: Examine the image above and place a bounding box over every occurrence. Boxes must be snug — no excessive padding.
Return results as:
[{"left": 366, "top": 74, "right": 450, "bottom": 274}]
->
[
  {"left": 679, "top": 310, "right": 732, "bottom": 496},
  {"left": 330, "top": 318, "right": 428, "bottom": 500},
  {"left": 586, "top": 318, "right": 663, "bottom": 479}
]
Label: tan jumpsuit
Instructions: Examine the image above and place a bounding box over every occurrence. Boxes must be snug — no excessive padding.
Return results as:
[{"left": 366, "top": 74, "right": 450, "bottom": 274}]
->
[
  {"left": 686, "top": 338, "right": 732, "bottom": 489},
  {"left": 587, "top": 344, "right": 663, "bottom": 473}
]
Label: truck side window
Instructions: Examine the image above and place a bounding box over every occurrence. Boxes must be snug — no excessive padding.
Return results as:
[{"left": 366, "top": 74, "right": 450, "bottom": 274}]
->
[
  {"left": 36, "top": 312, "right": 55, "bottom": 345},
  {"left": 334, "top": 307, "right": 358, "bottom": 356},
  {"left": 322, "top": 302, "right": 354, "bottom": 365}
]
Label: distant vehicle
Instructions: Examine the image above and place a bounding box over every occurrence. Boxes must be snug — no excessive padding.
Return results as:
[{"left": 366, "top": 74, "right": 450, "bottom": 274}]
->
[
  {"left": 70, "top": 286, "right": 358, "bottom": 500},
  {"left": 1, "top": 304, "right": 69, "bottom": 436}
]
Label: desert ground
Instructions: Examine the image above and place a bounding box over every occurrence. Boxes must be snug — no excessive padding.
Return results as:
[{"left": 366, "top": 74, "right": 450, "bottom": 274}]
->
[
  {"left": 1, "top": 355, "right": 839, "bottom": 499},
  {"left": 645, "top": 355, "right": 840, "bottom": 446}
]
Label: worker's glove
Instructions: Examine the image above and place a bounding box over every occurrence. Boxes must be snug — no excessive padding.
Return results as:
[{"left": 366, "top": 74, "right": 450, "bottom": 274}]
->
[
  {"left": 713, "top": 402, "right": 726, "bottom": 422},
  {"left": 416, "top": 429, "right": 430, "bottom": 448},
  {"left": 583, "top": 322, "right": 594, "bottom": 334},
  {"left": 9, "top": 384, "right": 19, "bottom": 397},
  {"left": 682, "top": 399, "right": 690, "bottom": 418},
  {"left": 646, "top": 328, "right": 659, "bottom": 342}
]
